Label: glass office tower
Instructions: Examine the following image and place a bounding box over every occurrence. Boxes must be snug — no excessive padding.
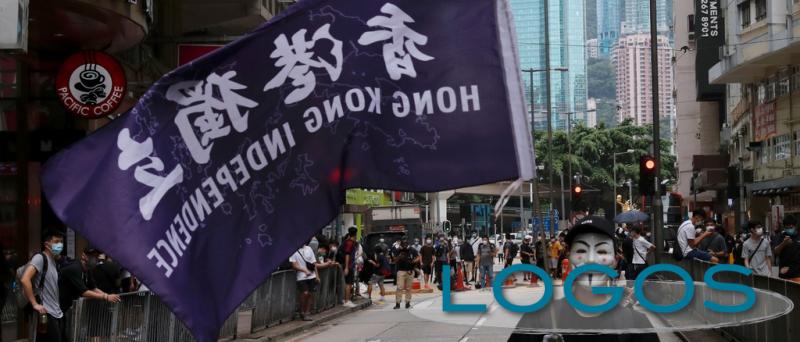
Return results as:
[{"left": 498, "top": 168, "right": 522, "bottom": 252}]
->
[{"left": 511, "top": 0, "right": 588, "bottom": 131}]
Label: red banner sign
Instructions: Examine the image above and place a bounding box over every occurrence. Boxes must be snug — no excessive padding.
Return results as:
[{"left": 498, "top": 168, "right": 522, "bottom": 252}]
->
[{"left": 753, "top": 101, "right": 777, "bottom": 142}]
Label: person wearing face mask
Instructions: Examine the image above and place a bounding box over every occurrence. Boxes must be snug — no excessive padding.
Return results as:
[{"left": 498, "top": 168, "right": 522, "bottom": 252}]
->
[
  {"left": 775, "top": 215, "right": 800, "bottom": 281},
  {"left": 697, "top": 220, "right": 728, "bottom": 261},
  {"left": 676, "top": 209, "right": 718, "bottom": 263},
  {"left": 19, "top": 231, "right": 66, "bottom": 341},
  {"left": 742, "top": 222, "right": 773, "bottom": 277},
  {"left": 510, "top": 217, "right": 660, "bottom": 342},
  {"left": 59, "top": 247, "right": 123, "bottom": 338},
  {"left": 475, "top": 235, "right": 496, "bottom": 290}
]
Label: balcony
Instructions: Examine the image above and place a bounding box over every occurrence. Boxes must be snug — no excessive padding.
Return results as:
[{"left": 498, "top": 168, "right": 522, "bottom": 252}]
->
[
  {"left": 28, "top": 0, "right": 149, "bottom": 54},
  {"left": 181, "top": 0, "right": 294, "bottom": 34},
  {"left": 709, "top": 19, "right": 800, "bottom": 84}
]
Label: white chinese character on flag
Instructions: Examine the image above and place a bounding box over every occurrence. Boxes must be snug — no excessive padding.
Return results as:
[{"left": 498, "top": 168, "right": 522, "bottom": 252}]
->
[
  {"left": 117, "top": 129, "right": 184, "bottom": 221},
  {"left": 264, "top": 23, "right": 344, "bottom": 104},
  {"left": 358, "top": 3, "right": 434, "bottom": 81},
  {"left": 167, "top": 71, "right": 258, "bottom": 164}
]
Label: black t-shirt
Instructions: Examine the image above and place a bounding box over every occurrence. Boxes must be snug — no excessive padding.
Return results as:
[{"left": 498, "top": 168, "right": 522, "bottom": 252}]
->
[
  {"left": 460, "top": 243, "right": 475, "bottom": 261},
  {"left": 59, "top": 261, "right": 96, "bottom": 312},
  {"left": 778, "top": 239, "right": 800, "bottom": 279},
  {"left": 396, "top": 247, "right": 419, "bottom": 271},
  {"left": 509, "top": 299, "right": 661, "bottom": 342},
  {"left": 420, "top": 245, "right": 435, "bottom": 264},
  {"left": 93, "top": 261, "right": 122, "bottom": 294},
  {"left": 622, "top": 238, "right": 634, "bottom": 264},
  {"left": 520, "top": 243, "right": 534, "bottom": 262}
]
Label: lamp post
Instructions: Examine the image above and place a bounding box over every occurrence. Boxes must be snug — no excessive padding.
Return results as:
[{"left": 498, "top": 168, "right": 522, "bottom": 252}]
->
[
  {"left": 522, "top": 66, "right": 568, "bottom": 237},
  {"left": 562, "top": 111, "right": 578, "bottom": 206},
  {"left": 613, "top": 149, "right": 635, "bottom": 218}
]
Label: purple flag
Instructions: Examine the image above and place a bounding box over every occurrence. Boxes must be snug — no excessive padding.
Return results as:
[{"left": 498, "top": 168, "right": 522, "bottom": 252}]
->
[{"left": 41, "top": 0, "right": 534, "bottom": 340}]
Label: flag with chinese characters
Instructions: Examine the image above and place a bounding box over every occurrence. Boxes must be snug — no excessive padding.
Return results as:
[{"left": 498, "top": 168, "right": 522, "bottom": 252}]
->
[{"left": 41, "top": 0, "right": 534, "bottom": 340}]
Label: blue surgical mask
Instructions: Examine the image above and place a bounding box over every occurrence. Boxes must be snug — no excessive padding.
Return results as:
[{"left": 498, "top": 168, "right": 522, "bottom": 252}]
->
[
  {"left": 786, "top": 228, "right": 797, "bottom": 236},
  {"left": 51, "top": 243, "right": 64, "bottom": 256}
]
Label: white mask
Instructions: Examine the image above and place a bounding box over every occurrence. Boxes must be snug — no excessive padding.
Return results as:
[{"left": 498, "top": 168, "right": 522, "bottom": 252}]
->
[
  {"left": 755, "top": 228, "right": 764, "bottom": 236},
  {"left": 696, "top": 228, "right": 703, "bottom": 235},
  {"left": 568, "top": 232, "right": 616, "bottom": 287}
]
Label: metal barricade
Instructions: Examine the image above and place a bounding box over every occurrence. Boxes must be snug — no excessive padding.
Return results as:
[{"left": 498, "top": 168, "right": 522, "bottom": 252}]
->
[
  {"left": 250, "top": 270, "right": 296, "bottom": 332},
  {"left": 1, "top": 288, "right": 16, "bottom": 323},
  {"left": 313, "top": 266, "right": 343, "bottom": 313},
  {"left": 66, "top": 291, "right": 238, "bottom": 342}
]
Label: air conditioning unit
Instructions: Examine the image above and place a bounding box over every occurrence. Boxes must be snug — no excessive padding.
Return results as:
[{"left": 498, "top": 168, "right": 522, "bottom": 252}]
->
[{"left": 688, "top": 32, "right": 695, "bottom": 42}]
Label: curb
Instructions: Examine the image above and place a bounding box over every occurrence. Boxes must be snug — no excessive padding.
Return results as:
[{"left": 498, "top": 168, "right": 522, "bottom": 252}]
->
[{"left": 242, "top": 299, "right": 371, "bottom": 341}]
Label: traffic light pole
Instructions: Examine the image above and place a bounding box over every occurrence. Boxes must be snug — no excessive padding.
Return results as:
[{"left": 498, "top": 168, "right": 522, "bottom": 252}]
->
[{"left": 649, "top": 0, "right": 664, "bottom": 262}]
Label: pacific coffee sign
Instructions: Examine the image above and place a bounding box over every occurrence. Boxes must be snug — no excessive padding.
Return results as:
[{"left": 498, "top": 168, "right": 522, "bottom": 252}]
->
[{"left": 56, "top": 51, "right": 126, "bottom": 119}]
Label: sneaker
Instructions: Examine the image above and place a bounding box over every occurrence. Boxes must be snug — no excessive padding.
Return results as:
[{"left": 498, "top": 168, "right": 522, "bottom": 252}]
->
[
  {"left": 394, "top": 303, "right": 400, "bottom": 310},
  {"left": 405, "top": 302, "right": 411, "bottom": 309},
  {"left": 343, "top": 301, "right": 357, "bottom": 308},
  {"left": 380, "top": 296, "right": 386, "bottom": 302}
]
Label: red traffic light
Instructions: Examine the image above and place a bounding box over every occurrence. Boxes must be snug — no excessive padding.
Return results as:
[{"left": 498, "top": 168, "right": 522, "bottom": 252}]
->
[
  {"left": 645, "top": 159, "right": 656, "bottom": 170},
  {"left": 573, "top": 186, "right": 582, "bottom": 193}
]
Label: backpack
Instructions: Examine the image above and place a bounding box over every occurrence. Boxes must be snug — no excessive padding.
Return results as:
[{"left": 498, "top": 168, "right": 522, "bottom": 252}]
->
[
  {"left": 671, "top": 241, "right": 683, "bottom": 261},
  {"left": 14, "top": 252, "right": 49, "bottom": 309}
]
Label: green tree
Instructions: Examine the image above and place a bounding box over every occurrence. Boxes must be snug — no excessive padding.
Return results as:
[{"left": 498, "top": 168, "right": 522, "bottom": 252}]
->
[
  {"left": 533, "top": 121, "right": 676, "bottom": 218},
  {"left": 587, "top": 58, "right": 616, "bottom": 100}
]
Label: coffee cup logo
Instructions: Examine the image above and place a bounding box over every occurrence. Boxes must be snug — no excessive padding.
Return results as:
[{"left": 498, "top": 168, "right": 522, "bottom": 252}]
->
[{"left": 74, "top": 65, "right": 108, "bottom": 105}]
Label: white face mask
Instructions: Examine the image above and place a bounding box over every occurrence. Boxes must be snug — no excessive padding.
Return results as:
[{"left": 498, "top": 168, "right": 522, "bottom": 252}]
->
[
  {"left": 569, "top": 232, "right": 616, "bottom": 287},
  {"left": 755, "top": 228, "right": 764, "bottom": 236},
  {"left": 425, "top": 239, "right": 432, "bottom": 244},
  {"left": 696, "top": 228, "right": 703, "bottom": 235}
]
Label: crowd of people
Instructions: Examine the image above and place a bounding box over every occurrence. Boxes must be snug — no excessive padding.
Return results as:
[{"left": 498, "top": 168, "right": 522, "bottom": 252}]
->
[
  {"left": 8, "top": 231, "right": 145, "bottom": 341},
  {"left": 649, "top": 208, "right": 800, "bottom": 282}
]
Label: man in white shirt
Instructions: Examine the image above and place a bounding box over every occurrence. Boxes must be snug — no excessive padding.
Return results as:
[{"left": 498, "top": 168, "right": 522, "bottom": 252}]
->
[
  {"left": 630, "top": 227, "right": 655, "bottom": 279},
  {"left": 290, "top": 241, "right": 321, "bottom": 321},
  {"left": 677, "top": 209, "right": 718, "bottom": 263}
]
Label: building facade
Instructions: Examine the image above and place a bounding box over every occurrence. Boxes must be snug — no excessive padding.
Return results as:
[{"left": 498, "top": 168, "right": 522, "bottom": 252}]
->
[
  {"left": 673, "top": 0, "right": 726, "bottom": 212},
  {"left": 621, "top": 0, "right": 673, "bottom": 37},
  {"left": 587, "top": 38, "right": 600, "bottom": 59},
  {"left": 710, "top": 0, "right": 800, "bottom": 229},
  {"left": 597, "top": 0, "right": 622, "bottom": 58},
  {"left": 613, "top": 34, "right": 674, "bottom": 126},
  {"left": 511, "top": 0, "right": 589, "bottom": 131}
]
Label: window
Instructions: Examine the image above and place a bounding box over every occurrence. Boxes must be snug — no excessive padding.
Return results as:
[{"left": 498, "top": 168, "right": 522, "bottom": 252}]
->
[
  {"left": 775, "top": 135, "right": 791, "bottom": 161},
  {"left": 688, "top": 15, "right": 696, "bottom": 41},
  {"left": 755, "top": 0, "right": 767, "bottom": 22},
  {"left": 739, "top": 1, "right": 751, "bottom": 28}
]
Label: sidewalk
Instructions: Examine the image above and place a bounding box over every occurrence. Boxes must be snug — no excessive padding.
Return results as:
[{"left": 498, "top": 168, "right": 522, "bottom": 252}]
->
[{"left": 234, "top": 298, "right": 371, "bottom": 341}]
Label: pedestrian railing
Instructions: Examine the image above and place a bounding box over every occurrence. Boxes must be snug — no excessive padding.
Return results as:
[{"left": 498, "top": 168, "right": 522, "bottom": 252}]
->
[
  {"left": 65, "top": 291, "right": 239, "bottom": 342},
  {"left": 658, "top": 254, "right": 800, "bottom": 342},
  {"left": 248, "top": 265, "right": 344, "bottom": 333},
  {"left": 5, "top": 264, "right": 346, "bottom": 340}
]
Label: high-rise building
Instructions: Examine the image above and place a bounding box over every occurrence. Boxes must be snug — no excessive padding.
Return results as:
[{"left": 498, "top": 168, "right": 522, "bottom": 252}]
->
[
  {"left": 621, "top": 0, "right": 672, "bottom": 37},
  {"left": 613, "top": 34, "right": 673, "bottom": 126},
  {"left": 511, "top": 0, "right": 588, "bottom": 131},
  {"left": 596, "top": 0, "right": 622, "bottom": 58},
  {"left": 587, "top": 39, "right": 600, "bottom": 59}
]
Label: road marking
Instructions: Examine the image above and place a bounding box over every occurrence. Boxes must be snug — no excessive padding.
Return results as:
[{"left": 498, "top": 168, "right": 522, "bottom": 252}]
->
[
  {"left": 459, "top": 338, "right": 470, "bottom": 342},
  {"left": 476, "top": 317, "right": 487, "bottom": 327},
  {"left": 489, "top": 304, "right": 500, "bottom": 313}
]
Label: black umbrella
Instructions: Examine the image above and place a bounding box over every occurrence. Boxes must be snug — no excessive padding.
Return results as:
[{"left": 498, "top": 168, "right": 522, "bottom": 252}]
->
[{"left": 614, "top": 210, "right": 649, "bottom": 224}]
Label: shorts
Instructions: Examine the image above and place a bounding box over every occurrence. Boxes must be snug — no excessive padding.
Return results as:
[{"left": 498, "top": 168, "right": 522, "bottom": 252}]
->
[
  {"left": 344, "top": 268, "right": 356, "bottom": 284},
  {"left": 549, "top": 258, "right": 558, "bottom": 269},
  {"left": 297, "top": 278, "right": 318, "bottom": 292},
  {"left": 686, "top": 249, "right": 713, "bottom": 262},
  {"left": 422, "top": 264, "right": 432, "bottom": 275},
  {"left": 370, "top": 274, "right": 385, "bottom": 285}
]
